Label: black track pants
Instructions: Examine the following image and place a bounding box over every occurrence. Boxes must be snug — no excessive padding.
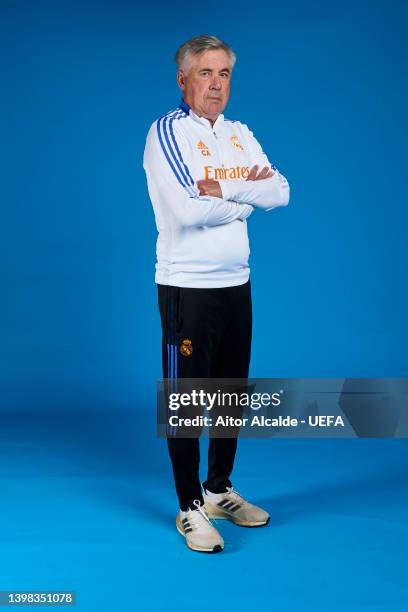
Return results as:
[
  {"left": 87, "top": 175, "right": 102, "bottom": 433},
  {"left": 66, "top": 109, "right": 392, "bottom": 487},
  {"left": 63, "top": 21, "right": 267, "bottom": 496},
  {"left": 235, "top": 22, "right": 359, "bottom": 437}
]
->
[{"left": 158, "top": 280, "right": 252, "bottom": 511}]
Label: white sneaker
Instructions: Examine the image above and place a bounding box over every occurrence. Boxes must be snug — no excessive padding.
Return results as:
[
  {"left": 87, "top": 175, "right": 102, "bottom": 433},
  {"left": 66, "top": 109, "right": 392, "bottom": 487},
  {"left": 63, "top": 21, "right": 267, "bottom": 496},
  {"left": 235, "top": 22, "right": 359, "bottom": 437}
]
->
[
  {"left": 176, "top": 499, "right": 224, "bottom": 553},
  {"left": 203, "top": 486, "right": 270, "bottom": 527}
]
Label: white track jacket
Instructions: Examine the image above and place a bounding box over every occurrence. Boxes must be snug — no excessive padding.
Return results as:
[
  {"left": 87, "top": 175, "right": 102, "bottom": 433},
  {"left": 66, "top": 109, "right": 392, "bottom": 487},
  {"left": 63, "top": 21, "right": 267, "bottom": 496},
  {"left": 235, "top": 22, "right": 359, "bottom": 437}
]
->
[{"left": 143, "top": 99, "right": 289, "bottom": 288}]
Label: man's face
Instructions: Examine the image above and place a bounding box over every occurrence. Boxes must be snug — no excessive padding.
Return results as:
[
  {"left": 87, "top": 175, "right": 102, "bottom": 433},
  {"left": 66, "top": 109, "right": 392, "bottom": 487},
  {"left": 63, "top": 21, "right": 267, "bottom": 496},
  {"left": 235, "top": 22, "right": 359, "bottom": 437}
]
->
[{"left": 177, "top": 49, "right": 232, "bottom": 122}]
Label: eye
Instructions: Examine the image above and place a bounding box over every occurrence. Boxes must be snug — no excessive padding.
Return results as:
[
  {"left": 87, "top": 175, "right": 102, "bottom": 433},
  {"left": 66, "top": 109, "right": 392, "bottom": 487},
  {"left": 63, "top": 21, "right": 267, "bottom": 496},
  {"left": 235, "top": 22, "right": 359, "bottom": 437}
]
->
[{"left": 220, "top": 72, "right": 229, "bottom": 79}]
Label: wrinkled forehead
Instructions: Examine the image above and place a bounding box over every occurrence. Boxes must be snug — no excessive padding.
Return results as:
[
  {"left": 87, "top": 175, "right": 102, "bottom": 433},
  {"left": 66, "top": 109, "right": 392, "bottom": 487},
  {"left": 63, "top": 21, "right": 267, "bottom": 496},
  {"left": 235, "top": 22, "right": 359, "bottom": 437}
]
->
[{"left": 186, "top": 48, "right": 233, "bottom": 73}]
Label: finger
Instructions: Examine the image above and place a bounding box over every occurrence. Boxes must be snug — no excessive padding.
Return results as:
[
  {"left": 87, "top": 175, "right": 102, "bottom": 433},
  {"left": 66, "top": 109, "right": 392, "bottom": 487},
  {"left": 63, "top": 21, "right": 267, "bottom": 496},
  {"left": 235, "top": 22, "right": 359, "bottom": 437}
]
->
[
  {"left": 206, "top": 184, "right": 221, "bottom": 197},
  {"left": 248, "top": 165, "right": 259, "bottom": 180},
  {"left": 246, "top": 165, "right": 259, "bottom": 181},
  {"left": 211, "top": 181, "right": 222, "bottom": 198},
  {"left": 256, "top": 166, "right": 271, "bottom": 180},
  {"left": 197, "top": 180, "right": 208, "bottom": 194},
  {"left": 198, "top": 180, "right": 215, "bottom": 187},
  {"left": 257, "top": 167, "right": 275, "bottom": 180}
]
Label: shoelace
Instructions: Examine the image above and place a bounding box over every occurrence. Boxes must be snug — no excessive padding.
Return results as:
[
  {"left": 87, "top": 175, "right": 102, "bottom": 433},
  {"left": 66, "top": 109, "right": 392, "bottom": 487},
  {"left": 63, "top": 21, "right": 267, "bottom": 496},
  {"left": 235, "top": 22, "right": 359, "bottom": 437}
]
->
[
  {"left": 186, "top": 499, "right": 215, "bottom": 530},
  {"left": 225, "top": 486, "right": 248, "bottom": 507}
]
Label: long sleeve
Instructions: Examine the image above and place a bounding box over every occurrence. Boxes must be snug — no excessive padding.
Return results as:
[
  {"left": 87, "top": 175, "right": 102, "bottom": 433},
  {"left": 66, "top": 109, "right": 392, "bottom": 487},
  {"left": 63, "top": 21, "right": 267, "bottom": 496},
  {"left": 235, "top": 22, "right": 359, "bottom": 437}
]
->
[
  {"left": 218, "top": 126, "right": 290, "bottom": 211},
  {"left": 143, "top": 121, "right": 253, "bottom": 228}
]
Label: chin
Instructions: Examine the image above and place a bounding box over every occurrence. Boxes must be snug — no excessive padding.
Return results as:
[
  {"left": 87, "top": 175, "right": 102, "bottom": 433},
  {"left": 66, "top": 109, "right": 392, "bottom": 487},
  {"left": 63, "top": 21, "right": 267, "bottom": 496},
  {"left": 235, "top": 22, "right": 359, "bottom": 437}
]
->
[{"left": 206, "top": 103, "right": 223, "bottom": 114}]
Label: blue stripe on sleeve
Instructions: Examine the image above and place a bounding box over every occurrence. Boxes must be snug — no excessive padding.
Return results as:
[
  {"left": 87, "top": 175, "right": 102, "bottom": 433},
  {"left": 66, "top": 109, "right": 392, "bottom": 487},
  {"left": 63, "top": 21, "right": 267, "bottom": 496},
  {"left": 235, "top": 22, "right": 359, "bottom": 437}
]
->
[
  {"left": 157, "top": 111, "right": 196, "bottom": 197},
  {"left": 162, "top": 114, "right": 195, "bottom": 189},
  {"left": 168, "top": 116, "right": 195, "bottom": 187},
  {"left": 157, "top": 116, "right": 186, "bottom": 190}
]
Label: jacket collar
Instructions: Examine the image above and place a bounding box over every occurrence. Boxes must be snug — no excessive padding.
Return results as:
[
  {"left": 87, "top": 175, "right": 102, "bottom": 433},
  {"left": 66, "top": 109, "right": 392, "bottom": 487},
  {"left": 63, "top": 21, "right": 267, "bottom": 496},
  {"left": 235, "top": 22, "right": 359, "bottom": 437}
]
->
[{"left": 179, "top": 98, "right": 224, "bottom": 131}]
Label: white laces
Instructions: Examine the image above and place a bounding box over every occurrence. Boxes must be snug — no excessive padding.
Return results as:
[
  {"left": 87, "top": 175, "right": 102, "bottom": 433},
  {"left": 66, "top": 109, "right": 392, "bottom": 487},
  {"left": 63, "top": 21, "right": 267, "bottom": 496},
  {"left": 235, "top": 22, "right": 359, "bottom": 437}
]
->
[
  {"left": 185, "top": 499, "right": 218, "bottom": 530},
  {"left": 226, "top": 486, "right": 248, "bottom": 507}
]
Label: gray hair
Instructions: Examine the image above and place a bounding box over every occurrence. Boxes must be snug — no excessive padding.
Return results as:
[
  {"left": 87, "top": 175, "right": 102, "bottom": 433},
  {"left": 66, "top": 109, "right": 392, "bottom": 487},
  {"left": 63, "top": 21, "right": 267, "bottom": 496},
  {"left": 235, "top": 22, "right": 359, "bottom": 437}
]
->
[{"left": 175, "top": 34, "right": 236, "bottom": 73}]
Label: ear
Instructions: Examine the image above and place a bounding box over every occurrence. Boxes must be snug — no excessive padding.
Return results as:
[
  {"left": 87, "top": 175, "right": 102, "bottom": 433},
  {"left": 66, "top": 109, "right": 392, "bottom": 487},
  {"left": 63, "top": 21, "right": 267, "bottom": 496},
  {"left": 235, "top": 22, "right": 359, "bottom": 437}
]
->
[{"left": 177, "top": 69, "right": 185, "bottom": 91}]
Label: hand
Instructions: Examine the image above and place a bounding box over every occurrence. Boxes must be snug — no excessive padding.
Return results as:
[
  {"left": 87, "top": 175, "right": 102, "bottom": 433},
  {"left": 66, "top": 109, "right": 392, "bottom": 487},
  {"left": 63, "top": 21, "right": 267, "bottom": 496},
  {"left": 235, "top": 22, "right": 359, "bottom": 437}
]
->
[
  {"left": 197, "top": 179, "right": 222, "bottom": 198},
  {"left": 246, "top": 165, "right": 275, "bottom": 181}
]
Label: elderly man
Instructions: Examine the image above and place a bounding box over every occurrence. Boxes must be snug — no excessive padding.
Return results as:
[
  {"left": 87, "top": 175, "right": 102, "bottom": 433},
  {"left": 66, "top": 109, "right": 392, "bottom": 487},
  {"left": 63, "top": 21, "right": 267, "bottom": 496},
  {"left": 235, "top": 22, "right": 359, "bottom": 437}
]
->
[{"left": 143, "top": 34, "right": 289, "bottom": 553}]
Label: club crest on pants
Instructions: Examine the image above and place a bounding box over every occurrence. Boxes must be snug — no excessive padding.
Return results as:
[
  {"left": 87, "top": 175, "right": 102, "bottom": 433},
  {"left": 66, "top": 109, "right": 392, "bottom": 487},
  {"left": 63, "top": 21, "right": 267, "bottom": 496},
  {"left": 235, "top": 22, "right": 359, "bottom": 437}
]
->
[{"left": 180, "top": 339, "right": 193, "bottom": 357}]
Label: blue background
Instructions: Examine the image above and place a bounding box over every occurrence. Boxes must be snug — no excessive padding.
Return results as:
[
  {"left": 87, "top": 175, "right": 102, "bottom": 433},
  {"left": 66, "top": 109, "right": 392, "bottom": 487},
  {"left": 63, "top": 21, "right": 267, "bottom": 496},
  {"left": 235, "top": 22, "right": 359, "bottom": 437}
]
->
[{"left": 1, "top": 0, "right": 407, "bottom": 610}]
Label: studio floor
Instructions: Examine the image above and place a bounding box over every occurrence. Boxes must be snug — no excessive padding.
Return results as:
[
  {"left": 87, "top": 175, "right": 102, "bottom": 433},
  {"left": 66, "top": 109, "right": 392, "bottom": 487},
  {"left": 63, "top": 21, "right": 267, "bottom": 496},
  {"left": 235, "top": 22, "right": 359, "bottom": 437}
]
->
[{"left": 1, "top": 410, "right": 407, "bottom": 611}]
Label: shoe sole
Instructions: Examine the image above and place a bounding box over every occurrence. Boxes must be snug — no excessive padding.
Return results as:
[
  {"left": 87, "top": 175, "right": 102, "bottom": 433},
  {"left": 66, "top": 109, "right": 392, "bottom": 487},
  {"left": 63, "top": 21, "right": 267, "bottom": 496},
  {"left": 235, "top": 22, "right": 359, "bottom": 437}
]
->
[{"left": 176, "top": 518, "right": 224, "bottom": 553}]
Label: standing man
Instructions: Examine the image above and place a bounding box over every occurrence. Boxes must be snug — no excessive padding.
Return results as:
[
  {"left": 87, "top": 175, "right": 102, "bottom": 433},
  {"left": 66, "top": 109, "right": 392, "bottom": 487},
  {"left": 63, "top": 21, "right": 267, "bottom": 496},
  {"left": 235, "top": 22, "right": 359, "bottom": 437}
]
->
[{"left": 143, "top": 35, "right": 289, "bottom": 553}]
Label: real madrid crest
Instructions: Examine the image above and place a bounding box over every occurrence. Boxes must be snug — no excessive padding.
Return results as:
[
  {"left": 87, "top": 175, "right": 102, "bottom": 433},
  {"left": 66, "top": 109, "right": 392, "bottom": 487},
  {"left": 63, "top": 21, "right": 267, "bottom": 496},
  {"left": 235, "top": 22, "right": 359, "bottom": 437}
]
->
[
  {"left": 180, "top": 339, "right": 193, "bottom": 357},
  {"left": 230, "top": 135, "right": 244, "bottom": 151}
]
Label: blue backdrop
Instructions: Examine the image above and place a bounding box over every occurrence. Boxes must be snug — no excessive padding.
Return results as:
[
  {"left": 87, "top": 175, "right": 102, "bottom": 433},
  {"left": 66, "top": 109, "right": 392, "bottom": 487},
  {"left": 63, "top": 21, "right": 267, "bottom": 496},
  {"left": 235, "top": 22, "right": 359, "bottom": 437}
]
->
[
  {"left": 1, "top": 1, "right": 407, "bottom": 610},
  {"left": 2, "top": 0, "right": 407, "bottom": 412}
]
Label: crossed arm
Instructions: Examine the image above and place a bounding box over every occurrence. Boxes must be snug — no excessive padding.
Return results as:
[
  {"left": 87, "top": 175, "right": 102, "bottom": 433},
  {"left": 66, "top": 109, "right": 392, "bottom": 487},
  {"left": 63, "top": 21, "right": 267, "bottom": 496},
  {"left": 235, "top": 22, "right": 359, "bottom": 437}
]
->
[
  {"left": 197, "top": 163, "right": 289, "bottom": 212},
  {"left": 144, "top": 121, "right": 289, "bottom": 229},
  {"left": 197, "top": 164, "right": 275, "bottom": 198}
]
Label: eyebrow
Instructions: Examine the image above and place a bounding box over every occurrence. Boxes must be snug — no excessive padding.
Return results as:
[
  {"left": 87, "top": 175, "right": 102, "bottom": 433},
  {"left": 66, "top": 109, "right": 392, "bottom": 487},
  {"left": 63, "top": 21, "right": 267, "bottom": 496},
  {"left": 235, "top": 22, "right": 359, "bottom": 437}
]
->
[{"left": 198, "top": 67, "right": 231, "bottom": 74}]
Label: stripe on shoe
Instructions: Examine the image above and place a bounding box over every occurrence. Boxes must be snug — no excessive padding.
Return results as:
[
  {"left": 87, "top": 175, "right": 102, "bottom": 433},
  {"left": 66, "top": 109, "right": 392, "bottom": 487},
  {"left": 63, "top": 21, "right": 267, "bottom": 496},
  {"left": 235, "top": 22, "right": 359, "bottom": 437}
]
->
[
  {"left": 218, "top": 500, "right": 241, "bottom": 512},
  {"left": 222, "top": 501, "right": 236, "bottom": 510}
]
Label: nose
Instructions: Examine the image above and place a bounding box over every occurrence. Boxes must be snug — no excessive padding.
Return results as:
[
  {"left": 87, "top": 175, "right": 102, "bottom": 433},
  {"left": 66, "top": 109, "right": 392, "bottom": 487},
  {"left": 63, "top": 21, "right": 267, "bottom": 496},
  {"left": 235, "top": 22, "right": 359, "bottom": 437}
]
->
[{"left": 209, "top": 76, "right": 222, "bottom": 90}]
